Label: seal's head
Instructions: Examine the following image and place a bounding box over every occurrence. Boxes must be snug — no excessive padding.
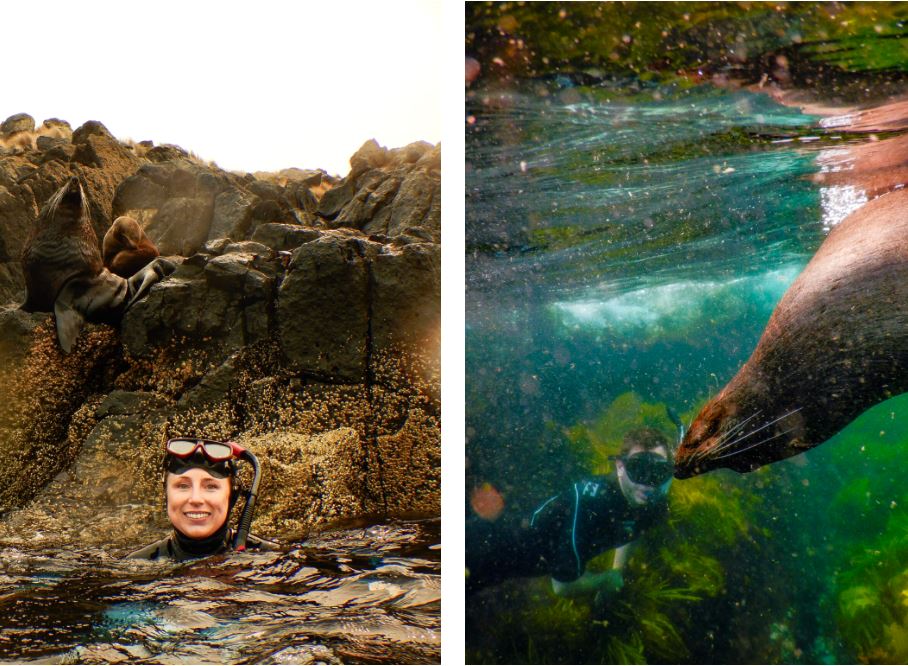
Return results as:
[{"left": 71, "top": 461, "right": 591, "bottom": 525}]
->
[
  {"left": 674, "top": 385, "right": 808, "bottom": 479},
  {"left": 103, "top": 215, "right": 160, "bottom": 278},
  {"left": 43, "top": 176, "right": 90, "bottom": 230}
]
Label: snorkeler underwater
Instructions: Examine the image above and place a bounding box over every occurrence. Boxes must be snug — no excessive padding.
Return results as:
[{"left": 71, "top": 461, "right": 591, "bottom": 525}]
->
[
  {"left": 0, "top": 25, "right": 440, "bottom": 666},
  {"left": 467, "top": 3, "right": 908, "bottom": 664}
]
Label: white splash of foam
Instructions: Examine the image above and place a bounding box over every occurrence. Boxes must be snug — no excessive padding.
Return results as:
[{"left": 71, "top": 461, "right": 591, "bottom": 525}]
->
[{"left": 550, "top": 266, "right": 802, "bottom": 336}]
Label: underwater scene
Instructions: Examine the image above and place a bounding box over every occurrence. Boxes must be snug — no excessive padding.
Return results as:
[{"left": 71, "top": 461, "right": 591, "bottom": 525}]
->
[{"left": 466, "top": 3, "right": 908, "bottom": 664}]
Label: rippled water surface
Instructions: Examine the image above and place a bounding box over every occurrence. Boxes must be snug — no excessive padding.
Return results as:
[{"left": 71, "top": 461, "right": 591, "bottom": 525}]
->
[{"left": 0, "top": 521, "right": 439, "bottom": 664}]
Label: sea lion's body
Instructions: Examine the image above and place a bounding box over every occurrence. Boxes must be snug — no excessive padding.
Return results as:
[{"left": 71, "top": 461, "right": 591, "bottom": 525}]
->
[
  {"left": 102, "top": 216, "right": 159, "bottom": 278},
  {"left": 21, "top": 177, "right": 174, "bottom": 352},
  {"left": 674, "top": 187, "right": 908, "bottom": 478}
]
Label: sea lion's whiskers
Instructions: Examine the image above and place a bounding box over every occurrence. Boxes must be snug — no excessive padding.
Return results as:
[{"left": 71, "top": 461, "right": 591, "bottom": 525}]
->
[
  {"left": 711, "top": 410, "right": 761, "bottom": 450},
  {"left": 711, "top": 426, "right": 797, "bottom": 461},
  {"left": 691, "top": 410, "right": 762, "bottom": 462},
  {"left": 689, "top": 410, "right": 761, "bottom": 463},
  {"left": 709, "top": 408, "right": 801, "bottom": 455},
  {"left": 708, "top": 408, "right": 802, "bottom": 456}
]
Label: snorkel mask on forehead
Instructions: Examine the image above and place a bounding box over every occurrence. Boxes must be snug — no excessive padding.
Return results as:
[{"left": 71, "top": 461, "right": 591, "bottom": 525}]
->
[{"left": 163, "top": 438, "right": 262, "bottom": 551}]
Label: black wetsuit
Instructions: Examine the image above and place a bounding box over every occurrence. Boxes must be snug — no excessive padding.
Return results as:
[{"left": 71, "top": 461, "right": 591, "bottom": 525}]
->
[
  {"left": 126, "top": 523, "right": 280, "bottom": 561},
  {"left": 466, "top": 473, "right": 667, "bottom": 593}
]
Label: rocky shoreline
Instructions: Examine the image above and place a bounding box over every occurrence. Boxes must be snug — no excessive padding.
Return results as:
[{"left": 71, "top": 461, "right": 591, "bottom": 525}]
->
[{"left": 0, "top": 113, "right": 440, "bottom": 547}]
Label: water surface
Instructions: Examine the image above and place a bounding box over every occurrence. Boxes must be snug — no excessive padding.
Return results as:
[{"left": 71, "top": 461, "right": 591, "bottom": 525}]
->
[{"left": 0, "top": 521, "right": 440, "bottom": 664}]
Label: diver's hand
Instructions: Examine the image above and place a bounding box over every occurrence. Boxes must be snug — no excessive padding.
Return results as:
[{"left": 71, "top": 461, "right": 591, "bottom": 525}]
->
[
  {"left": 552, "top": 569, "right": 625, "bottom": 598},
  {"left": 592, "top": 569, "right": 625, "bottom": 611},
  {"left": 597, "top": 568, "right": 624, "bottom": 594}
]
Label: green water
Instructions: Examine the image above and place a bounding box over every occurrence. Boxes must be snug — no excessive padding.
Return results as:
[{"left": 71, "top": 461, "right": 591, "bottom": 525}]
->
[{"left": 466, "top": 72, "right": 908, "bottom": 665}]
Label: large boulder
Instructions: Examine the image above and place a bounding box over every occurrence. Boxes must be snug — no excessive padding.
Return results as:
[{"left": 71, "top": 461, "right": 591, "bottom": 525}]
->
[
  {"left": 70, "top": 121, "right": 145, "bottom": 240},
  {"left": 277, "top": 235, "right": 375, "bottom": 380},
  {"left": 251, "top": 429, "right": 367, "bottom": 533},
  {"left": 112, "top": 162, "right": 228, "bottom": 256},
  {"left": 323, "top": 139, "right": 441, "bottom": 243},
  {"left": 121, "top": 249, "right": 276, "bottom": 357},
  {"left": 385, "top": 169, "right": 440, "bottom": 240},
  {"left": 316, "top": 177, "right": 355, "bottom": 219},
  {"left": 0, "top": 113, "right": 35, "bottom": 137},
  {"left": 209, "top": 188, "right": 255, "bottom": 241},
  {"left": 372, "top": 242, "right": 441, "bottom": 355}
]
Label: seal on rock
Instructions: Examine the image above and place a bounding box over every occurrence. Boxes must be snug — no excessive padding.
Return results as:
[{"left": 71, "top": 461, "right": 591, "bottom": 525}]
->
[
  {"left": 103, "top": 215, "right": 159, "bottom": 278},
  {"left": 20, "top": 176, "right": 175, "bottom": 353},
  {"left": 674, "top": 187, "right": 908, "bottom": 478}
]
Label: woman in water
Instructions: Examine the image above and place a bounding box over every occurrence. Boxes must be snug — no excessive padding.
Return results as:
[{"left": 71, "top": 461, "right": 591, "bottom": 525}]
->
[{"left": 127, "top": 438, "right": 279, "bottom": 561}]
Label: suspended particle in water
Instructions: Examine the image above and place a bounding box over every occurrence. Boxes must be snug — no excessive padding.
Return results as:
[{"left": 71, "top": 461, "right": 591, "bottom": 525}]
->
[
  {"left": 470, "top": 483, "right": 505, "bottom": 521},
  {"left": 465, "top": 57, "right": 481, "bottom": 85}
]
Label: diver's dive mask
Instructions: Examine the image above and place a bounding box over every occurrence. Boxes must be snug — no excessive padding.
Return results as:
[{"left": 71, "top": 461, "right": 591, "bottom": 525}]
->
[
  {"left": 163, "top": 438, "right": 262, "bottom": 551},
  {"left": 621, "top": 452, "right": 674, "bottom": 487}
]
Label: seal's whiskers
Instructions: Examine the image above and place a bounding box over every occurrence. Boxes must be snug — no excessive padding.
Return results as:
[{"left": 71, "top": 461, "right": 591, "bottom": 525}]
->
[
  {"left": 690, "top": 410, "right": 761, "bottom": 463},
  {"left": 708, "top": 407, "right": 802, "bottom": 457},
  {"left": 694, "top": 410, "right": 766, "bottom": 460},
  {"left": 712, "top": 426, "right": 797, "bottom": 461},
  {"left": 709, "top": 411, "right": 761, "bottom": 451}
]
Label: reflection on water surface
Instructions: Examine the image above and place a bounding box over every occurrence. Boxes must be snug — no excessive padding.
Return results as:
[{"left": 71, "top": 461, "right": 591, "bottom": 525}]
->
[{"left": 0, "top": 520, "right": 440, "bottom": 664}]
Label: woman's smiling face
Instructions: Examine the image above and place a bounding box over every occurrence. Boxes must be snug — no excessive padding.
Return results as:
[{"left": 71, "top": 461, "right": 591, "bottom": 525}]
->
[{"left": 166, "top": 468, "right": 231, "bottom": 539}]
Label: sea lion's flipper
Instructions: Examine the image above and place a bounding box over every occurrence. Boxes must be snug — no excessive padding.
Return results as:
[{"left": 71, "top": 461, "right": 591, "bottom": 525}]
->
[
  {"left": 126, "top": 257, "right": 176, "bottom": 306},
  {"left": 53, "top": 286, "right": 86, "bottom": 354}
]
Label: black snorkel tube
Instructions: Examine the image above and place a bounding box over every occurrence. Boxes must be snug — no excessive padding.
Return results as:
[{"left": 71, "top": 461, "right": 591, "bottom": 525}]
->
[
  {"left": 230, "top": 443, "right": 262, "bottom": 552},
  {"left": 666, "top": 407, "right": 686, "bottom": 454}
]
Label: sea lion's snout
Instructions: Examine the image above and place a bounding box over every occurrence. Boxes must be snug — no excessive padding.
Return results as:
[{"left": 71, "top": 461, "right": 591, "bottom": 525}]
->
[
  {"left": 672, "top": 459, "right": 701, "bottom": 480},
  {"left": 672, "top": 398, "right": 731, "bottom": 478},
  {"left": 56, "top": 177, "right": 87, "bottom": 222}
]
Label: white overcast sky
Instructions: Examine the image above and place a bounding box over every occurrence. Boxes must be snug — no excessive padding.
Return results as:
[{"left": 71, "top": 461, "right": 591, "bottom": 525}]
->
[{"left": 1, "top": 0, "right": 442, "bottom": 177}]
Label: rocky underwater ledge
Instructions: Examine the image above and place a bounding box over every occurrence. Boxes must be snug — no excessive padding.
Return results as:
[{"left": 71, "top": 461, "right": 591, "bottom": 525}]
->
[{"left": 0, "top": 113, "right": 440, "bottom": 550}]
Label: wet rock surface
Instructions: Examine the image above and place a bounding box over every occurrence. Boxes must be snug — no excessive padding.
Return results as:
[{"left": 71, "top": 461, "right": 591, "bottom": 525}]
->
[{"left": 0, "top": 113, "right": 440, "bottom": 537}]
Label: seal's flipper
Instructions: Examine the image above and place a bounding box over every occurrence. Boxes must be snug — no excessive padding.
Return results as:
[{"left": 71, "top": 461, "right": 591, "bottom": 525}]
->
[
  {"left": 53, "top": 290, "right": 85, "bottom": 354},
  {"left": 126, "top": 257, "right": 176, "bottom": 306}
]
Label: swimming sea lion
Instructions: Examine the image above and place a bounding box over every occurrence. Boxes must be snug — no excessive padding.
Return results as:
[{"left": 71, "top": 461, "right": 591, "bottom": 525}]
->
[
  {"left": 674, "top": 186, "right": 908, "bottom": 478},
  {"left": 103, "top": 215, "right": 159, "bottom": 278},
  {"left": 21, "top": 176, "right": 175, "bottom": 353}
]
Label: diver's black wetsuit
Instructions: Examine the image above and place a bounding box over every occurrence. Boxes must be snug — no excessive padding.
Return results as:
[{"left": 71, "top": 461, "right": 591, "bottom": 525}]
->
[
  {"left": 466, "top": 473, "right": 667, "bottom": 593},
  {"left": 127, "top": 523, "right": 280, "bottom": 561}
]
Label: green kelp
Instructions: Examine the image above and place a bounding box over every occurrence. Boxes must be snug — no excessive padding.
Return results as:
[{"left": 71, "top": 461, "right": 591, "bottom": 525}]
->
[
  {"left": 467, "top": 2, "right": 908, "bottom": 92},
  {"left": 833, "top": 511, "right": 908, "bottom": 663},
  {"left": 564, "top": 391, "right": 676, "bottom": 474}
]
